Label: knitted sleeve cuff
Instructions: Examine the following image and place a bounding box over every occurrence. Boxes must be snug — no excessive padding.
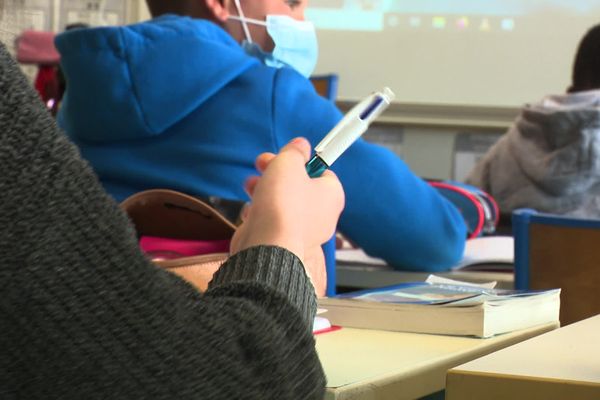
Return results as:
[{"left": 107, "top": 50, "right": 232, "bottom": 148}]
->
[{"left": 209, "top": 245, "right": 317, "bottom": 326}]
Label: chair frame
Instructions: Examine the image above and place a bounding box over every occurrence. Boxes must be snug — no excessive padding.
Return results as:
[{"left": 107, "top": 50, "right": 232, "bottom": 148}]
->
[
  {"left": 513, "top": 209, "right": 600, "bottom": 289},
  {"left": 310, "top": 74, "right": 339, "bottom": 102},
  {"left": 513, "top": 208, "right": 600, "bottom": 325}
]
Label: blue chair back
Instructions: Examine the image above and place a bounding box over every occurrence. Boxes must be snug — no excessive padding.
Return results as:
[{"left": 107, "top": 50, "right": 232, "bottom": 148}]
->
[
  {"left": 310, "top": 74, "right": 339, "bottom": 101},
  {"left": 513, "top": 208, "right": 600, "bottom": 324}
]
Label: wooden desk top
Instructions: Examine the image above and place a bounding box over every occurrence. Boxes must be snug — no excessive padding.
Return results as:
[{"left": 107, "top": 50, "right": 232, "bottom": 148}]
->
[
  {"left": 316, "top": 323, "right": 557, "bottom": 400},
  {"left": 446, "top": 315, "right": 600, "bottom": 400}
]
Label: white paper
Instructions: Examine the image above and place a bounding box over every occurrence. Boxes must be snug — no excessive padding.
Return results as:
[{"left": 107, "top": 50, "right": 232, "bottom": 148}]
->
[
  {"left": 335, "top": 248, "right": 387, "bottom": 266},
  {"left": 425, "top": 274, "right": 497, "bottom": 289},
  {"left": 312, "top": 316, "right": 332, "bottom": 333},
  {"left": 453, "top": 236, "right": 514, "bottom": 270}
]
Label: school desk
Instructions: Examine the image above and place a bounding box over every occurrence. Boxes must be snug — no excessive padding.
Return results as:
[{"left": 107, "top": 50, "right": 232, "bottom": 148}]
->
[
  {"left": 316, "top": 322, "right": 557, "bottom": 400},
  {"left": 446, "top": 314, "right": 600, "bottom": 400}
]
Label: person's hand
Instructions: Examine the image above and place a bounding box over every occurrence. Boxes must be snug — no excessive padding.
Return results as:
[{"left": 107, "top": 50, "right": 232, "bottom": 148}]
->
[{"left": 230, "top": 137, "right": 345, "bottom": 296}]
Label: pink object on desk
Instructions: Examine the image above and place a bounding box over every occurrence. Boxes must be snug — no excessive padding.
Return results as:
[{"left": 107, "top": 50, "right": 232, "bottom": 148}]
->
[
  {"left": 314, "top": 325, "right": 342, "bottom": 335},
  {"left": 140, "top": 236, "right": 230, "bottom": 260}
]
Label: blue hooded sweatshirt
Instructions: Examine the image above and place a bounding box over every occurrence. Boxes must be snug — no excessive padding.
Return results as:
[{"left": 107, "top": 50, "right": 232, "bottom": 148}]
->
[{"left": 56, "top": 15, "right": 466, "bottom": 294}]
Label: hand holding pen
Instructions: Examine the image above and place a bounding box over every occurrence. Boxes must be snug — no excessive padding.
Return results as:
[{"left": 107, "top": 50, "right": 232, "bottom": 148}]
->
[{"left": 234, "top": 138, "right": 345, "bottom": 296}]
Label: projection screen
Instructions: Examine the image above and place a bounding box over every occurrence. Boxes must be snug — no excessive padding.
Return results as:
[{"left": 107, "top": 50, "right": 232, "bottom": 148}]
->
[{"left": 307, "top": 0, "right": 600, "bottom": 107}]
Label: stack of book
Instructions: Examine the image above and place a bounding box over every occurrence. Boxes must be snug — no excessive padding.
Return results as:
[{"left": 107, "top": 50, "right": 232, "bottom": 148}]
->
[{"left": 319, "top": 280, "right": 560, "bottom": 338}]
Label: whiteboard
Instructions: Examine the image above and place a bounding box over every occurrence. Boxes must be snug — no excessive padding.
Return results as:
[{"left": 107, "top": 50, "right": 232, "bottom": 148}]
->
[{"left": 308, "top": 0, "right": 600, "bottom": 107}]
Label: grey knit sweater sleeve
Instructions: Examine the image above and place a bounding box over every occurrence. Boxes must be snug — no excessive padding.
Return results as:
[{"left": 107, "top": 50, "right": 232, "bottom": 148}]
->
[{"left": 0, "top": 43, "right": 325, "bottom": 399}]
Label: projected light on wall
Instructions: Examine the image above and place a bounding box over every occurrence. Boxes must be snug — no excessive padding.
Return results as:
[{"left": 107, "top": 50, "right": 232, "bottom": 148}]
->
[{"left": 307, "top": 0, "right": 600, "bottom": 107}]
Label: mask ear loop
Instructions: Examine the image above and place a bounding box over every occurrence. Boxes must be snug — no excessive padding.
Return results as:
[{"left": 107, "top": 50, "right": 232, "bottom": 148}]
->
[
  {"left": 232, "top": 0, "right": 254, "bottom": 44},
  {"left": 228, "top": 16, "right": 267, "bottom": 26}
]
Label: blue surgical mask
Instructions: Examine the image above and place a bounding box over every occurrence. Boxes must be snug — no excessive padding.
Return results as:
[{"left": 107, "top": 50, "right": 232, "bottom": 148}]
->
[{"left": 229, "top": 3, "right": 318, "bottom": 78}]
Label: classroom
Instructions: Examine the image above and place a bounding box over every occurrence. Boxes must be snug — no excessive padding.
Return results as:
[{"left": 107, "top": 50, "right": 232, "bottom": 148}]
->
[{"left": 2, "top": 0, "right": 600, "bottom": 398}]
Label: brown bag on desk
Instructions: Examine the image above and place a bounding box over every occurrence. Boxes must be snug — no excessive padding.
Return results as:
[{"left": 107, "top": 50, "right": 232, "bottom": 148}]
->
[{"left": 121, "top": 189, "right": 240, "bottom": 291}]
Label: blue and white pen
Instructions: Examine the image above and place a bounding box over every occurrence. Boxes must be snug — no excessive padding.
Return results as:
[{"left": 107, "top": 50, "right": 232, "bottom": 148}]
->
[{"left": 306, "top": 87, "right": 395, "bottom": 178}]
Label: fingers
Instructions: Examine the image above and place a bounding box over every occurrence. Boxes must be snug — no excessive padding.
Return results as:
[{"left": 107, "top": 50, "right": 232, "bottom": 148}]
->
[
  {"left": 255, "top": 152, "right": 276, "bottom": 173},
  {"left": 318, "top": 169, "right": 343, "bottom": 190},
  {"left": 255, "top": 138, "right": 311, "bottom": 173},
  {"left": 240, "top": 202, "right": 252, "bottom": 222},
  {"left": 320, "top": 168, "right": 338, "bottom": 180},
  {"left": 251, "top": 139, "right": 343, "bottom": 207},
  {"left": 280, "top": 137, "right": 311, "bottom": 162},
  {"left": 244, "top": 175, "right": 260, "bottom": 197},
  {"left": 314, "top": 169, "right": 346, "bottom": 210}
]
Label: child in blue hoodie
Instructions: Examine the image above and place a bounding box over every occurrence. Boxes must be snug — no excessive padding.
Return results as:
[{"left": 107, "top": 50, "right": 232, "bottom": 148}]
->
[{"left": 56, "top": 0, "right": 467, "bottom": 295}]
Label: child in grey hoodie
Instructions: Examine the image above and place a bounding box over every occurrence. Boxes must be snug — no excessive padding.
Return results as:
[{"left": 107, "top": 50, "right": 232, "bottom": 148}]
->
[{"left": 467, "top": 24, "right": 600, "bottom": 218}]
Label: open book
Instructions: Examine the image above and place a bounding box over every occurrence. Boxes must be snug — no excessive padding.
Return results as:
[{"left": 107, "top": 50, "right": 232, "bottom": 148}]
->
[
  {"left": 452, "top": 236, "right": 513, "bottom": 271},
  {"left": 318, "top": 280, "right": 560, "bottom": 338},
  {"left": 336, "top": 236, "right": 514, "bottom": 272}
]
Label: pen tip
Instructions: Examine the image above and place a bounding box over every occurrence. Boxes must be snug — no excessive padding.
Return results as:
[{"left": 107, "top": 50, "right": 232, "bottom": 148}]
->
[{"left": 382, "top": 87, "right": 396, "bottom": 102}]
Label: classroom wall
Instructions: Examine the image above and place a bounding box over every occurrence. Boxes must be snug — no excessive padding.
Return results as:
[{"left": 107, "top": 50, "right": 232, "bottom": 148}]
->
[
  {"left": 363, "top": 123, "right": 505, "bottom": 181},
  {"left": 136, "top": 0, "right": 150, "bottom": 22},
  {"left": 4, "top": 0, "right": 146, "bottom": 79},
  {"left": 353, "top": 102, "right": 513, "bottom": 181},
  {"left": 3, "top": 0, "right": 148, "bottom": 37},
  {"left": 309, "top": 2, "right": 600, "bottom": 108}
]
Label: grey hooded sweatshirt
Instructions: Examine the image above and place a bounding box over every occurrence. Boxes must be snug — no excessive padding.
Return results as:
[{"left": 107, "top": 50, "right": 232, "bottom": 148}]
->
[{"left": 467, "top": 89, "right": 600, "bottom": 217}]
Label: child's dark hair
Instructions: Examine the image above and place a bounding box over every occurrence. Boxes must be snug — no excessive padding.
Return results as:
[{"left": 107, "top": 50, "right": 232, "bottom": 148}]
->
[{"left": 569, "top": 24, "right": 600, "bottom": 93}]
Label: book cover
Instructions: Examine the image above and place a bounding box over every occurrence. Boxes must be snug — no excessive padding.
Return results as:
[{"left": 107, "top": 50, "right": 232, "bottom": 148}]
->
[{"left": 319, "top": 282, "right": 560, "bottom": 338}]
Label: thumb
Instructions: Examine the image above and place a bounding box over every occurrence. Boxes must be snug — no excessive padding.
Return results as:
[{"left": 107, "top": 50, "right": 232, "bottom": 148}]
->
[{"left": 279, "top": 137, "right": 312, "bottom": 163}]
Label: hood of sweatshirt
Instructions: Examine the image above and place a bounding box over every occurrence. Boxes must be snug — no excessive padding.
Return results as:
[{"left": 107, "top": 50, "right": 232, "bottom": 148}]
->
[
  {"left": 509, "top": 89, "right": 600, "bottom": 196},
  {"left": 55, "top": 15, "right": 258, "bottom": 142}
]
